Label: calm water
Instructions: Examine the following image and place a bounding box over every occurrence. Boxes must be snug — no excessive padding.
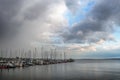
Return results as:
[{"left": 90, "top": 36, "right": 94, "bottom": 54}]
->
[{"left": 0, "top": 60, "right": 120, "bottom": 80}]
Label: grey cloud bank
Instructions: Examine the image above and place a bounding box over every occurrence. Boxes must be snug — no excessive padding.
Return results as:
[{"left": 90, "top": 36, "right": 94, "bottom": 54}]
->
[
  {"left": 0, "top": 0, "right": 66, "bottom": 47},
  {"left": 62, "top": 0, "right": 120, "bottom": 44},
  {"left": 0, "top": 0, "right": 24, "bottom": 41}
]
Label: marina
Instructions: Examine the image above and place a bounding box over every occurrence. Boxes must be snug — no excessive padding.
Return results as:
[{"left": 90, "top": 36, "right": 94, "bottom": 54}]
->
[
  {"left": 0, "top": 47, "right": 74, "bottom": 69},
  {"left": 0, "top": 58, "right": 74, "bottom": 69}
]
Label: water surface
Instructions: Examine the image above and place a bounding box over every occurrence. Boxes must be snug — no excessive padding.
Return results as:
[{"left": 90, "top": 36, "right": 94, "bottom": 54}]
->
[{"left": 0, "top": 60, "right": 120, "bottom": 80}]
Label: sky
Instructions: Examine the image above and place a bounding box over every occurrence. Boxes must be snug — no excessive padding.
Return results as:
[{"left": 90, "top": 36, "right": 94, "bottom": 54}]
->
[{"left": 0, "top": 0, "right": 120, "bottom": 59}]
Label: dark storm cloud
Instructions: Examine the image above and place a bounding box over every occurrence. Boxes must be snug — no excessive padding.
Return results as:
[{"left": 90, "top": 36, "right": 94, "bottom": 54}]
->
[
  {"left": 0, "top": 0, "right": 23, "bottom": 41},
  {"left": 24, "top": 1, "right": 51, "bottom": 20},
  {"left": 62, "top": 0, "right": 120, "bottom": 43},
  {"left": 65, "top": 0, "right": 80, "bottom": 13},
  {"left": 23, "top": 0, "right": 60, "bottom": 20}
]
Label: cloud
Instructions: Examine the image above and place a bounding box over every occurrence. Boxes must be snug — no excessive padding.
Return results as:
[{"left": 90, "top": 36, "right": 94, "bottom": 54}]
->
[
  {"left": 0, "top": 0, "right": 120, "bottom": 57},
  {"left": 96, "top": 39, "right": 105, "bottom": 45},
  {"left": 102, "top": 42, "right": 120, "bottom": 51},
  {"left": 0, "top": 0, "right": 68, "bottom": 48},
  {"left": 65, "top": 43, "right": 97, "bottom": 53},
  {"left": 0, "top": 0, "right": 24, "bottom": 42},
  {"left": 62, "top": 0, "right": 120, "bottom": 44},
  {"left": 65, "top": 0, "right": 95, "bottom": 14},
  {"left": 65, "top": 0, "right": 80, "bottom": 13}
]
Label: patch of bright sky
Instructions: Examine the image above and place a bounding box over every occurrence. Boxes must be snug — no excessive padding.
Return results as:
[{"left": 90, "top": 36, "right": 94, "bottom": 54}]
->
[
  {"left": 65, "top": 1, "right": 95, "bottom": 27},
  {"left": 96, "top": 25, "right": 120, "bottom": 48},
  {"left": 113, "top": 26, "right": 120, "bottom": 41},
  {"left": 82, "top": 1, "right": 95, "bottom": 12}
]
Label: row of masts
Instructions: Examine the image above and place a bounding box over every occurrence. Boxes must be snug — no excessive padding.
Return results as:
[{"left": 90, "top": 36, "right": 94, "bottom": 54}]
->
[{"left": 0, "top": 46, "right": 68, "bottom": 60}]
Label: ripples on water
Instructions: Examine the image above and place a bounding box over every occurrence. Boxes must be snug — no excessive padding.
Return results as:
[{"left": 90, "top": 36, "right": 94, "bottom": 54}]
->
[{"left": 0, "top": 60, "right": 120, "bottom": 80}]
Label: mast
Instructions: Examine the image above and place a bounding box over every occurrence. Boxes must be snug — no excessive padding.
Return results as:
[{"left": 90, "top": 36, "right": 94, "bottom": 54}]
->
[
  {"left": 0, "top": 48, "right": 2, "bottom": 59},
  {"left": 54, "top": 48, "right": 56, "bottom": 60},
  {"left": 50, "top": 49, "right": 52, "bottom": 60},
  {"left": 29, "top": 50, "right": 31, "bottom": 59},
  {"left": 19, "top": 48, "right": 21, "bottom": 59},
  {"left": 64, "top": 51, "right": 66, "bottom": 60},
  {"left": 5, "top": 48, "right": 7, "bottom": 58},
  {"left": 9, "top": 48, "right": 11, "bottom": 58},
  {"left": 34, "top": 48, "right": 37, "bottom": 59},
  {"left": 41, "top": 46, "right": 43, "bottom": 60}
]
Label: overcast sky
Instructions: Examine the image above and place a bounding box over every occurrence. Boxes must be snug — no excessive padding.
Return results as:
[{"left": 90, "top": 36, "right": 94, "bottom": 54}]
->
[{"left": 0, "top": 0, "right": 120, "bottom": 58}]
